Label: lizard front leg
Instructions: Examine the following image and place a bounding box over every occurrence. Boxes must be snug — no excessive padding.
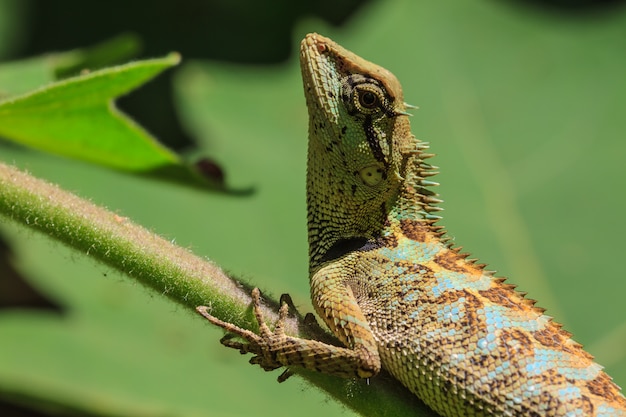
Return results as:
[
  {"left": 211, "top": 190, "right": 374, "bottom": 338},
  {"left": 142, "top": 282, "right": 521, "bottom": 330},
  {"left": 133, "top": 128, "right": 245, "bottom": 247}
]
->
[{"left": 196, "top": 268, "right": 380, "bottom": 380}]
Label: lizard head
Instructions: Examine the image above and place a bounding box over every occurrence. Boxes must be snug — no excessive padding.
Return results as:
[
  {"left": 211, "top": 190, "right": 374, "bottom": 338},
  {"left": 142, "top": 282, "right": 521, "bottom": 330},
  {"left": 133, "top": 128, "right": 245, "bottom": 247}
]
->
[{"left": 300, "top": 33, "right": 425, "bottom": 267}]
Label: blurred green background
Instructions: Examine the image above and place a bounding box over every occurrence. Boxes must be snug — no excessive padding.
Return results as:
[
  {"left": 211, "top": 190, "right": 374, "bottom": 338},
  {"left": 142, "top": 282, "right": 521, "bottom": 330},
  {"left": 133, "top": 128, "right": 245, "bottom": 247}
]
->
[{"left": 1, "top": 0, "right": 625, "bottom": 416}]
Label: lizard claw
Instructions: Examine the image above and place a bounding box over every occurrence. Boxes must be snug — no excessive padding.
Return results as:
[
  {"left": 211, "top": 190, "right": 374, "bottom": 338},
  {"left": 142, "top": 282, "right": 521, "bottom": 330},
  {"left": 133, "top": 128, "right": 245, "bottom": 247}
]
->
[
  {"left": 277, "top": 368, "right": 294, "bottom": 382},
  {"left": 196, "top": 288, "right": 290, "bottom": 376},
  {"left": 218, "top": 333, "right": 253, "bottom": 353}
]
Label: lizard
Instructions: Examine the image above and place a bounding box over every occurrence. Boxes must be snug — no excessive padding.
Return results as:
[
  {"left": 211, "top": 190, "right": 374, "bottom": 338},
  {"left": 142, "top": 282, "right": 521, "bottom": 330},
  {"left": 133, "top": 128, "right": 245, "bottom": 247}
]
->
[{"left": 196, "top": 33, "right": 626, "bottom": 416}]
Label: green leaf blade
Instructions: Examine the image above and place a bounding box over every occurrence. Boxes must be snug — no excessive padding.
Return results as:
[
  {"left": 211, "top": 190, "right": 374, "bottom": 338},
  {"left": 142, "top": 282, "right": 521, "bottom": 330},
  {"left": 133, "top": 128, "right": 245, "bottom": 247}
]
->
[{"left": 0, "top": 53, "right": 181, "bottom": 171}]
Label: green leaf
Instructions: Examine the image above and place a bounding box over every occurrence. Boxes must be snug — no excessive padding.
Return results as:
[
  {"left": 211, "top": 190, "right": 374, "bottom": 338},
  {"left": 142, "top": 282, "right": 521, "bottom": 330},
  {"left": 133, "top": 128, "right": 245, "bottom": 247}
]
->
[
  {"left": 0, "top": 54, "right": 181, "bottom": 171},
  {"left": 0, "top": 44, "right": 227, "bottom": 191}
]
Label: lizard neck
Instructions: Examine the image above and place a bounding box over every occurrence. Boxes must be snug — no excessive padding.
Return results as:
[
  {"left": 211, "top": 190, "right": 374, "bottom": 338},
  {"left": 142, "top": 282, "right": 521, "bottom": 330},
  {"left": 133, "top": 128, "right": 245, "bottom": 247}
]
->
[
  {"left": 307, "top": 137, "right": 442, "bottom": 271},
  {"left": 305, "top": 133, "right": 394, "bottom": 270}
]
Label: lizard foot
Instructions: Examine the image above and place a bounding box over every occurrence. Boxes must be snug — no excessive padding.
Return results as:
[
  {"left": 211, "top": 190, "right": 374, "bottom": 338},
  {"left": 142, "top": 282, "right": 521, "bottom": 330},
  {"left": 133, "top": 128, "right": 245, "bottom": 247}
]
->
[{"left": 196, "top": 288, "right": 292, "bottom": 378}]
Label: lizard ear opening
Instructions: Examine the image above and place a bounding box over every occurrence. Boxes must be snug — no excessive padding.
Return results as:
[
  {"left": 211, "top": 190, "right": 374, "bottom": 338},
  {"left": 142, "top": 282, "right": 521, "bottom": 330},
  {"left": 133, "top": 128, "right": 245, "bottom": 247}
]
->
[{"left": 359, "top": 164, "right": 385, "bottom": 186}]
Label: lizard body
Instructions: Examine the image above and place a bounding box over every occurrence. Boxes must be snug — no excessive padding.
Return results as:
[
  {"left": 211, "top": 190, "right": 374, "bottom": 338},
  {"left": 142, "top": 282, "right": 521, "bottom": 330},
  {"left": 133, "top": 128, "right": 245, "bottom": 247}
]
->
[{"left": 197, "top": 33, "right": 626, "bottom": 416}]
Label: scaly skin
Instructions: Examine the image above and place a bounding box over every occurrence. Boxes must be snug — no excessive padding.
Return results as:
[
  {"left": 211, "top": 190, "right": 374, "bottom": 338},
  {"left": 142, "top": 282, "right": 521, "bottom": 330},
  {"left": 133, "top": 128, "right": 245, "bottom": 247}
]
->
[{"left": 197, "top": 33, "right": 626, "bottom": 416}]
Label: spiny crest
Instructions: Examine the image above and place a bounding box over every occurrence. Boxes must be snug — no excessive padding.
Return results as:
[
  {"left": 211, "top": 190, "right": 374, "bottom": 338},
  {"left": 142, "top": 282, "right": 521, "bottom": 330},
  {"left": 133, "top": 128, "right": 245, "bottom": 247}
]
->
[{"left": 396, "top": 139, "right": 444, "bottom": 220}]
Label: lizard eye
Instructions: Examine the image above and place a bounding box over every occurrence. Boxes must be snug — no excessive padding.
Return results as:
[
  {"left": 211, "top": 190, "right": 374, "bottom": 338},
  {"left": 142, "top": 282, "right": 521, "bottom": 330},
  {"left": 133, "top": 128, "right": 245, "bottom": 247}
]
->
[
  {"left": 352, "top": 84, "right": 386, "bottom": 114},
  {"left": 358, "top": 90, "right": 379, "bottom": 109},
  {"left": 341, "top": 75, "right": 392, "bottom": 116}
]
